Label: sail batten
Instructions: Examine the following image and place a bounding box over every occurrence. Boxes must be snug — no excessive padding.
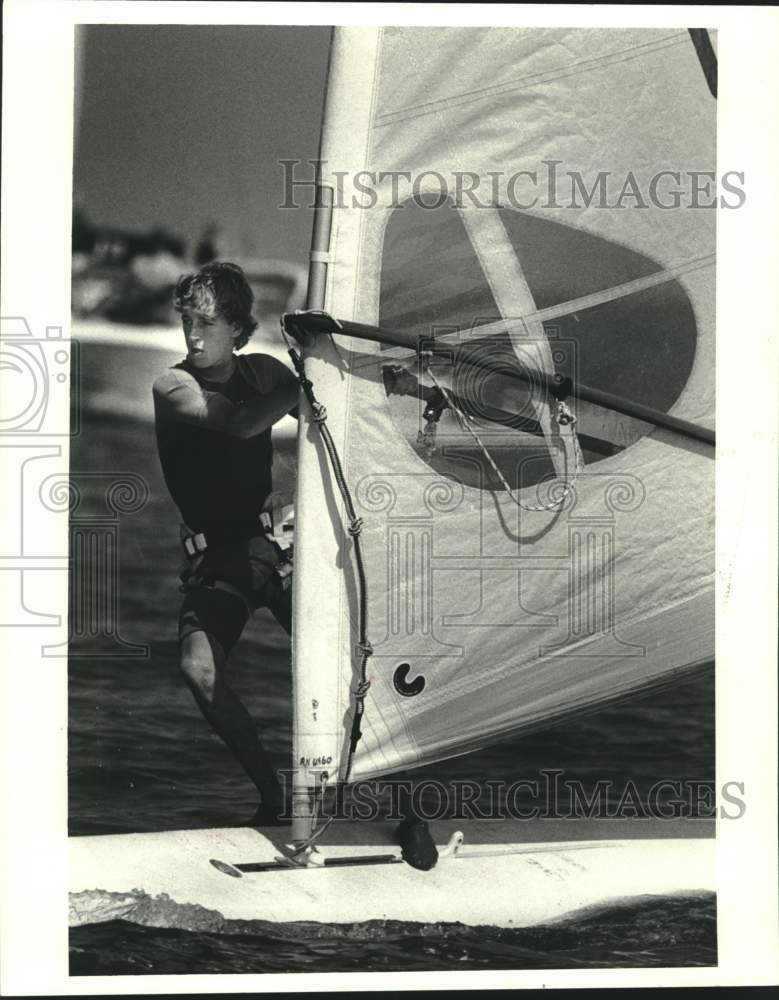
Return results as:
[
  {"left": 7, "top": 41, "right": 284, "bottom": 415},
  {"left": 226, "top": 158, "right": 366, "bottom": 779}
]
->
[
  {"left": 374, "top": 253, "right": 714, "bottom": 342},
  {"left": 374, "top": 31, "right": 693, "bottom": 127}
]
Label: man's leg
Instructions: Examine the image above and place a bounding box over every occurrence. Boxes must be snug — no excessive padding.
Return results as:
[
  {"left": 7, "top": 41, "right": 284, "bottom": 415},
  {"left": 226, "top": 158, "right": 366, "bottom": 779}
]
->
[{"left": 179, "top": 625, "right": 284, "bottom": 810}]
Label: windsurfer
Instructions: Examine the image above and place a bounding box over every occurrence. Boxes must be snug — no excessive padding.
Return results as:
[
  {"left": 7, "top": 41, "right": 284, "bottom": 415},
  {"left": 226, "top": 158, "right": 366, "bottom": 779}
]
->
[{"left": 153, "top": 261, "right": 299, "bottom": 825}]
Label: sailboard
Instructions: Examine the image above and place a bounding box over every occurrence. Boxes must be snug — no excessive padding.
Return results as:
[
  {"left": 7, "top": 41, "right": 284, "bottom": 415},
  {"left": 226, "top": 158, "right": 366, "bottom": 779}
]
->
[
  {"left": 70, "top": 818, "right": 715, "bottom": 930},
  {"left": 69, "top": 25, "right": 716, "bottom": 929}
]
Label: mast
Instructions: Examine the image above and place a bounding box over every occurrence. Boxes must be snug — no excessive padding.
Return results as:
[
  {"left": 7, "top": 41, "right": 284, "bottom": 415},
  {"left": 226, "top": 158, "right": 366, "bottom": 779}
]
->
[{"left": 290, "top": 28, "right": 382, "bottom": 846}]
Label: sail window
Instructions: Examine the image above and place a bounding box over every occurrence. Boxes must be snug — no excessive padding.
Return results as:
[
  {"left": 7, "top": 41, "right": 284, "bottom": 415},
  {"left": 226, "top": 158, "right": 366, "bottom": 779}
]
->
[
  {"left": 496, "top": 207, "right": 698, "bottom": 460},
  {"left": 379, "top": 200, "right": 557, "bottom": 491},
  {"left": 379, "top": 199, "right": 698, "bottom": 483}
]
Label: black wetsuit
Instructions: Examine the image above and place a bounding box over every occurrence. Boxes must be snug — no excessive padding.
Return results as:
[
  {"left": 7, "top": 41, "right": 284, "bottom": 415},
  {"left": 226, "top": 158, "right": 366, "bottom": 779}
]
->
[
  {"left": 154, "top": 354, "right": 294, "bottom": 651},
  {"left": 155, "top": 356, "right": 275, "bottom": 542}
]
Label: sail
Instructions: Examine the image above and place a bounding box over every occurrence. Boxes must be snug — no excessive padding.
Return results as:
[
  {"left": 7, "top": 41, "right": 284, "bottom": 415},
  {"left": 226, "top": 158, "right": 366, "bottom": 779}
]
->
[{"left": 292, "top": 27, "right": 715, "bottom": 785}]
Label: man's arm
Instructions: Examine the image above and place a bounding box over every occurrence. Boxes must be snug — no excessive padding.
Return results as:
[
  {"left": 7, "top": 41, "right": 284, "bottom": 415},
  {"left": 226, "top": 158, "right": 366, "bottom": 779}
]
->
[
  {"left": 250, "top": 354, "right": 301, "bottom": 422},
  {"left": 153, "top": 367, "right": 298, "bottom": 439}
]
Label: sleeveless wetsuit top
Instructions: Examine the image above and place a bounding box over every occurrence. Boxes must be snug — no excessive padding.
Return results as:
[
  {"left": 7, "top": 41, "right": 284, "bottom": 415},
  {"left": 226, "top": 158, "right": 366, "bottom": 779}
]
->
[{"left": 154, "top": 355, "right": 278, "bottom": 543}]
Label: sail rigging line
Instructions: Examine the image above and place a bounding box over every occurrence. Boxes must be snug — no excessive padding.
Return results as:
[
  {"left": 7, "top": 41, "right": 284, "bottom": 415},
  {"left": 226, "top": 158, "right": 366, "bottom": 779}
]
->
[
  {"left": 277, "top": 776, "right": 335, "bottom": 866},
  {"left": 284, "top": 311, "right": 716, "bottom": 448},
  {"left": 281, "top": 315, "right": 374, "bottom": 788},
  {"left": 425, "top": 364, "right": 583, "bottom": 512}
]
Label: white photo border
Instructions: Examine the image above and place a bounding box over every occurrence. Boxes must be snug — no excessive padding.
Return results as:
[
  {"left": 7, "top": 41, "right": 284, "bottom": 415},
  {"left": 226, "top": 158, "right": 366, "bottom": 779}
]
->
[{"left": 1, "top": 1, "right": 777, "bottom": 993}]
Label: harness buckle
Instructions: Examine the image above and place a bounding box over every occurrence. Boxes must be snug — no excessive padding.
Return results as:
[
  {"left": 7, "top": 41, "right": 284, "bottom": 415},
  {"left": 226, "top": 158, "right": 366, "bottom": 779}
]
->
[
  {"left": 259, "top": 494, "right": 294, "bottom": 555},
  {"left": 183, "top": 531, "right": 207, "bottom": 557}
]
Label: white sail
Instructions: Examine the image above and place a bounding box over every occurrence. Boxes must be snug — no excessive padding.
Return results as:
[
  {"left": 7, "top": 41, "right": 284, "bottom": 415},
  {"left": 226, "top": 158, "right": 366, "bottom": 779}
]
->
[{"left": 292, "top": 27, "right": 715, "bottom": 786}]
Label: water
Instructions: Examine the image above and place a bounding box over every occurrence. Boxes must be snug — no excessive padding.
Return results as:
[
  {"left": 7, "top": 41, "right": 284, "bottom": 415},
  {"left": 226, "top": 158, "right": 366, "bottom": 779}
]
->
[
  {"left": 68, "top": 405, "right": 716, "bottom": 973},
  {"left": 70, "top": 895, "right": 716, "bottom": 974}
]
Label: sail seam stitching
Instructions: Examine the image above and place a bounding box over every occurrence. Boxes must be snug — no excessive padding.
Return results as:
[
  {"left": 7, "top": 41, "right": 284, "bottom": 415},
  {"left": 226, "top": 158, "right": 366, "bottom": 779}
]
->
[
  {"left": 402, "top": 580, "right": 715, "bottom": 710},
  {"left": 374, "top": 33, "right": 689, "bottom": 127}
]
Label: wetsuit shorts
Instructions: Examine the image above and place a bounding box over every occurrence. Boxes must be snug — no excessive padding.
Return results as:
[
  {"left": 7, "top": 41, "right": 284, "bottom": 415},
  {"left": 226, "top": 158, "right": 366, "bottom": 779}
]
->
[{"left": 178, "top": 534, "right": 292, "bottom": 654}]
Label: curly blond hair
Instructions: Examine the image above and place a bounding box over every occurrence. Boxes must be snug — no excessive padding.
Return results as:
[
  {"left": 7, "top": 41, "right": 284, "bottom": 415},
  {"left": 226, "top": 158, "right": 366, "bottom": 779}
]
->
[{"left": 174, "top": 261, "right": 258, "bottom": 350}]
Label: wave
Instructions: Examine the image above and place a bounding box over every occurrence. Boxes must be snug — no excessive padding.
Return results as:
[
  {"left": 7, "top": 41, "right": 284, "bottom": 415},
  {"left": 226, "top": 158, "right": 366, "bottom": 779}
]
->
[{"left": 70, "top": 885, "right": 715, "bottom": 940}]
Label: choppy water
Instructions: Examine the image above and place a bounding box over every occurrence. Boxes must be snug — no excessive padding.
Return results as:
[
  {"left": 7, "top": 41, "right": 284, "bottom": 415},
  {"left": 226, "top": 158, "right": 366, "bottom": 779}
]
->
[
  {"left": 69, "top": 895, "right": 716, "bottom": 974},
  {"left": 68, "top": 398, "right": 716, "bottom": 974}
]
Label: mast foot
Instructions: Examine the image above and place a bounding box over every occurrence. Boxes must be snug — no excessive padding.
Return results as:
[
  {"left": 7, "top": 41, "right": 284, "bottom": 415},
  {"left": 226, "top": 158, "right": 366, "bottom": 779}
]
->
[{"left": 395, "top": 818, "right": 439, "bottom": 871}]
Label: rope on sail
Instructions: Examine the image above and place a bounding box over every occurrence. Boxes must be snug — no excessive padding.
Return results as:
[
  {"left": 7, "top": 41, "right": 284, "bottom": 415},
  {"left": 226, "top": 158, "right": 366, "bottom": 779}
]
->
[
  {"left": 424, "top": 364, "right": 583, "bottom": 512},
  {"left": 276, "top": 773, "right": 335, "bottom": 867},
  {"left": 281, "top": 313, "right": 372, "bottom": 787}
]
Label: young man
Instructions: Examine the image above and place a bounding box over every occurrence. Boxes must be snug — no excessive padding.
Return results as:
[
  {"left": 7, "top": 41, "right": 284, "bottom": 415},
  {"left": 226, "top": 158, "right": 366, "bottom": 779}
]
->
[
  {"left": 154, "top": 270, "right": 438, "bottom": 862},
  {"left": 153, "top": 261, "right": 299, "bottom": 824}
]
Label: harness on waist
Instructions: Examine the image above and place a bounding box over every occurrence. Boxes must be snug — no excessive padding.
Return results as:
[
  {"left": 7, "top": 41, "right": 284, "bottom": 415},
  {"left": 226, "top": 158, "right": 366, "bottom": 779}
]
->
[
  {"left": 179, "top": 494, "right": 294, "bottom": 599},
  {"left": 183, "top": 532, "right": 208, "bottom": 557}
]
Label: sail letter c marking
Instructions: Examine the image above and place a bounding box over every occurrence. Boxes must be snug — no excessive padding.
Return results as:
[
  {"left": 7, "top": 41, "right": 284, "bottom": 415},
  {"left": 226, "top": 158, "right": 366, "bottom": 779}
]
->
[{"left": 393, "top": 662, "right": 426, "bottom": 697}]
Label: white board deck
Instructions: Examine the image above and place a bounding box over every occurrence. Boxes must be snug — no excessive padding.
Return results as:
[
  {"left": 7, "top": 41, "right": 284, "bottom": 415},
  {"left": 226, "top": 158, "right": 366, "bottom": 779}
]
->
[{"left": 70, "top": 818, "right": 715, "bottom": 930}]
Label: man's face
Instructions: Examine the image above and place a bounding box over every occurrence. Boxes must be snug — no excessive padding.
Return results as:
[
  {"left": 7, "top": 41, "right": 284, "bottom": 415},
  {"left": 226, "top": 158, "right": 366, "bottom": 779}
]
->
[{"left": 180, "top": 307, "right": 240, "bottom": 369}]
